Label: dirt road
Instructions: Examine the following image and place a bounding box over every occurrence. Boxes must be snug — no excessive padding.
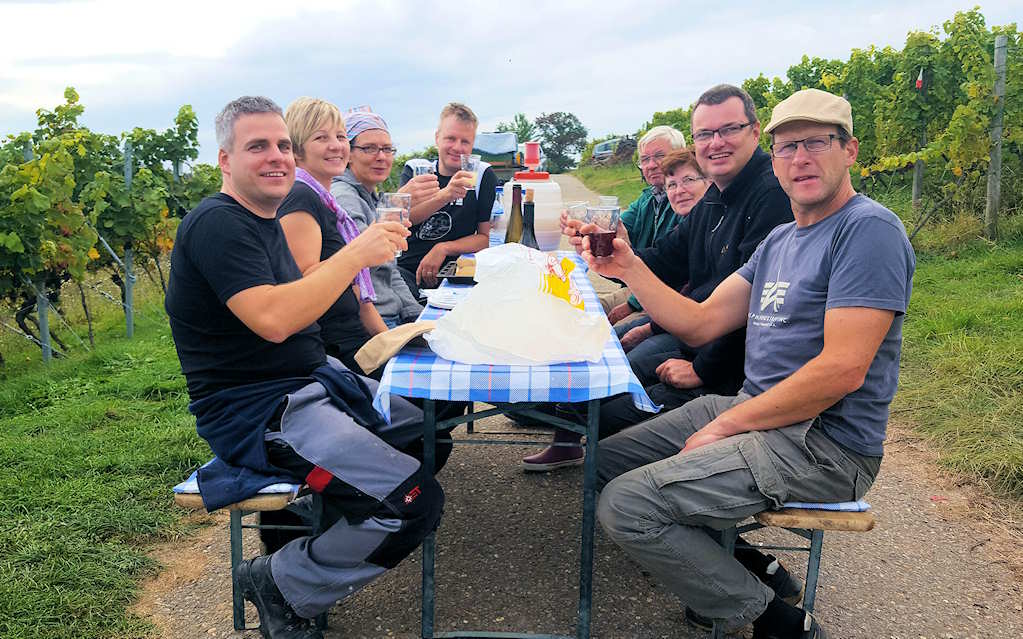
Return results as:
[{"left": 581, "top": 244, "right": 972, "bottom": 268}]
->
[{"left": 135, "top": 175, "right": 1023, "bottom": 638}]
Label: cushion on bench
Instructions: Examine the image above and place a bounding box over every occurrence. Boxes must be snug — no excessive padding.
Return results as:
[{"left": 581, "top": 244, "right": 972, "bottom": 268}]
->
[{"left": 172, "top": 468, "right": 302, "bottom": 512}]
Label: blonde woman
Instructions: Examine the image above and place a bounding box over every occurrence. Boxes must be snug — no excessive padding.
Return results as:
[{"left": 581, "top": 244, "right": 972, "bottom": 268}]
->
[{"left": 277, "top": 97, "right": 391, "bottom": 375}]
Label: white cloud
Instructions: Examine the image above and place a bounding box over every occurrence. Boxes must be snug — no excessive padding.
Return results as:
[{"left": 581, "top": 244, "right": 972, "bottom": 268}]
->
[{"left": 2, "top": 0, "right": 1021, "bottom": 163}]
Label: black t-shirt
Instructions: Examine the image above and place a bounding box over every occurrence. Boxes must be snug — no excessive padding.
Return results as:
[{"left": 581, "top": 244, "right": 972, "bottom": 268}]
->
[
  {"left": 277, "top": 183, "right": 370, "bottom": 353},
  {"left": 397, "top": 164, "right": 496, "bottom": 272},
  {"left": 165, "top": 193, "right": 325, "bottom": 400}
]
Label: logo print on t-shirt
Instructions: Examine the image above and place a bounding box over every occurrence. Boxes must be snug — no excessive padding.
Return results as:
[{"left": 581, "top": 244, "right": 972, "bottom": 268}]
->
[
  {"left": 418, "top": 211, "right": 452, "bottom": 241},
  {"left": 760, "top": 281, "right": 790, "bottom": 312}
]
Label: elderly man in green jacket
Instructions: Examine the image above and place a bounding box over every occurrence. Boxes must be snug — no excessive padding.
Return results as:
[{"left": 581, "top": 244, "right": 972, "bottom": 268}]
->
[{"left": 601, "top": 125, "right": 687, "bottom": 325}]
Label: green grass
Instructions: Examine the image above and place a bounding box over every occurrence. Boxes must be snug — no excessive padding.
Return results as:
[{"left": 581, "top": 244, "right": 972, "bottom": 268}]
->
[
  {"left": 573, "top": 164, "right": 646, "bottom": 206},
  {"left": 577, "top": 163, "right": 1023, "bottom": 498},
  {"left": 895, "top": 243, "right": 1023, "bottom": 496},
  {"left": 1, "top": 187, "right": 1021, "bottom": 637},
  {"left": 0, "top": 299, "right": 209, "bottom": 639}
]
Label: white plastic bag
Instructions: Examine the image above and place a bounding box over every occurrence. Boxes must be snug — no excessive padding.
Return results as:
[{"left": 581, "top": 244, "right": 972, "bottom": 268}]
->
[{"left": 424, "top": 245, "right": 610, "bottom": 365}]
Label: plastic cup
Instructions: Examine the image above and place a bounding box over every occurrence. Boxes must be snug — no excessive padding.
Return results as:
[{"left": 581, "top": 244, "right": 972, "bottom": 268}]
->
[
  {"left": 413, "top": 164, "right": 434, "bottom": 176},
  {"left": 563, "top": 201, "right": 589, "bottom": 222},
  {"left": 378, "top": 192, "right": 412, "bottom": 257},
  {"left": 524, "top": 141, "right": 541, "bottom": 171},
  {"left": 457, "top": 154, "right": 481, "bottom": 205},
  {"left": 585, "top": 205, "right": 620, "bottom": 259},
  {"left": 598, "top": 195, "right": 619, "bottom": 206},
  {"left": 562, "top": 201, "right": 589, "bottom": 238},
  {"left": 459, "top": 154, "right": 481, "bottom": 191}
]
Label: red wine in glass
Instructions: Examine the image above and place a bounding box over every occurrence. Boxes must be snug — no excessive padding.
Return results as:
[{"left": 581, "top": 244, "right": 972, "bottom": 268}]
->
[{"left": 588, "top": 230, "right": 616, "bottom": 257}]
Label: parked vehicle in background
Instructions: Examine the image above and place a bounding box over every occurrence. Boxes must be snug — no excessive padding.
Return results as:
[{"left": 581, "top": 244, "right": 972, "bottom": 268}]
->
[
  {"left": 589, "top": 136, "right": 636, "bottom": 166},
  {"left": 592, "top": 138, "right": 622, "bottom": 162}
]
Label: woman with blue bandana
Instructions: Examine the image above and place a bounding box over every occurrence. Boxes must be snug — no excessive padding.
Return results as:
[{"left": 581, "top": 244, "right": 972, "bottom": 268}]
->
[{"left": 329, "top": 107, "right": 429, "bottom": 326}]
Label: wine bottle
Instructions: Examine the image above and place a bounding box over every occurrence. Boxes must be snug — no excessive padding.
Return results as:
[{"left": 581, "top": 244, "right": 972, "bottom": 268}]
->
[
  {"left": 520, "top": 188, "right": 539, "bottom": 250},
  {"left": 504, "top": 184, "right": 523, "bottom": 244}
]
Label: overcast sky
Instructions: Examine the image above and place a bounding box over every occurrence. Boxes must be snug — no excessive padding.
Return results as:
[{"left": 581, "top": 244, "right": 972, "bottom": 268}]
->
[{"left": 2, "top": 0, "right": 1020, "bottom": 166}]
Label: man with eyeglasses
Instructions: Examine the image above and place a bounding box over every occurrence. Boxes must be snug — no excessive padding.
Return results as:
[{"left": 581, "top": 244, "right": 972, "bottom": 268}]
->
[
  {"left": 601, "top": 125, "right": 686, "bottom": 325},
  {"left": 595, "top": 85, "right": 794, "bottom": 443},
  {"left": 592, "top": 89, "right": 915, "bottom": 638},
  {"left": 396, "top": 102, "right": 495, "bottom": 296},
  {"left": 167, "top": 97, "right": 443, "bottom": 639}
]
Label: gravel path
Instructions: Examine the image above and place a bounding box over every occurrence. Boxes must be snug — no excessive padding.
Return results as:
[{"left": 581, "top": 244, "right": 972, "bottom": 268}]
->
[{"left": 134, "top": 176, "right": 1023, "bottom": 638}]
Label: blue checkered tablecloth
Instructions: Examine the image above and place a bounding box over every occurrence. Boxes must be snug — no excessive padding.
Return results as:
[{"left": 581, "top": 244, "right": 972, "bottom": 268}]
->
[{"left": 373, "top": 252, "right": 658, "bottom": 421}]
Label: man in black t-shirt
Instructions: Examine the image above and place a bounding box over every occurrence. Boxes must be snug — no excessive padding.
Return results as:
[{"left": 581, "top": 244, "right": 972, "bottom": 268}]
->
[
  {"left": 165, "top": 96, "right": 443, "bottom": 639},
  {"left": 397, "top": 102, "right": 495, "bottom": 295}
]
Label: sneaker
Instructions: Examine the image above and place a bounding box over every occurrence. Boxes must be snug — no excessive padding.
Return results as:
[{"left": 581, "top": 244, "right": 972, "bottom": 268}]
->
[
  {"left": 521, "top": 444, "right": 584, "bottom": 471},
  {"left": 235, "top": 556, "right": 323, "bottom": 639},
  {"left": 684, "top": 561, "right": 804, "bottom": 632}
]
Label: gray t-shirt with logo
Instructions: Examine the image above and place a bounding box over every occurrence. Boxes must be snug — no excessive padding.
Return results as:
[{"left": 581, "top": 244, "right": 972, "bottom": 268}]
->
[{"left": 736, "top": 194, "right": 915, "bottom": 456}]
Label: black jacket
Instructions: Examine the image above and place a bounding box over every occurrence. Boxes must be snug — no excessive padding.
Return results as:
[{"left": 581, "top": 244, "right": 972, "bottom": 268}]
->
[{"left": 638, "top": 147, "right": 793, "bottom": 390}]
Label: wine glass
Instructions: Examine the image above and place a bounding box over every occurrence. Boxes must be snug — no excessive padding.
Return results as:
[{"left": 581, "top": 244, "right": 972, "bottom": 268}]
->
[
  {"left": 585, "top": 205, "right": 620, "bottom": 260},
  {"left": 377, "top": 192, "right": 412, "bottom": 257},
  {"left": 457, "top": 153, "right": 481, "bottom": 205}
]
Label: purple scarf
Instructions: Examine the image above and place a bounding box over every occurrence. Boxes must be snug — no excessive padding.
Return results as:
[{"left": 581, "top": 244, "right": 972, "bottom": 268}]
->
[{"left": 293, "top": 167, "right": 376, "bottom": 302}]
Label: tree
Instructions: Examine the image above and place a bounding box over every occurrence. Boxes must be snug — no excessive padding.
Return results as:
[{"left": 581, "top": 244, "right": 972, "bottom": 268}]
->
[
  {"left": 496, "top": 113, "right": 537, "bottom": 142},
  {"left": 534, "top": 112, "right": 588, "bottom": 173}
]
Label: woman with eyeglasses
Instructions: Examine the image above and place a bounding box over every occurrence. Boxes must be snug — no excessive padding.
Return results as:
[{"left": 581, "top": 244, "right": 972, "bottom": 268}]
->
[
  {"left": 329, "top": 107, "right": 429, "bottom": 328},
  {"left": 662, "top": 148, "right": 711, "bottom": 219}
]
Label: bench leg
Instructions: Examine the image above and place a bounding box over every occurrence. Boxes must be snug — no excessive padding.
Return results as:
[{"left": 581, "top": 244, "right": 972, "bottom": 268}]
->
[
  {"left": 465, "top": 401, "right": 475, "bottom": 434},
  {"left": 710, "top": 527, "right": 739, "bottom": 639},
  {"left": 230, "top": 510, "right": 246, "bottom": 631},
  {"left": 803, "top": 529, "right": 824, "bottom": 614}
]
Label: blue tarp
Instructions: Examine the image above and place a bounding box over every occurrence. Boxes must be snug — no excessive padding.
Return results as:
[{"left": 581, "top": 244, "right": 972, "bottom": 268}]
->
[{"left": 474, "top": 132, "right": 517, "bottom": 155}]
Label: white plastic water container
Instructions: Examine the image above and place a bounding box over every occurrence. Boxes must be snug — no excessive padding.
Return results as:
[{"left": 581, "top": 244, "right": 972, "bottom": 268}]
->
[{"left": 500, "top": 170, "right": 563, "bottom": 251}]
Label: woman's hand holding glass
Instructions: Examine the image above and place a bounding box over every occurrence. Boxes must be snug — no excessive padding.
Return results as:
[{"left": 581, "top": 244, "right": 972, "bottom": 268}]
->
[{"left": 376, "top": 192, "right": 412, "bottom": 257}]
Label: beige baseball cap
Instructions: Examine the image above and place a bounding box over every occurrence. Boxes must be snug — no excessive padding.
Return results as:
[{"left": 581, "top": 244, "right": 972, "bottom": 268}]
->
[{"left": 764, "top": 88, "right": 853, "bottom": 136}]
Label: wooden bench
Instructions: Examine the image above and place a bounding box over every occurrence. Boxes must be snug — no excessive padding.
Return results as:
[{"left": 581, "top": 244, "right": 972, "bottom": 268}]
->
[
  {"left": 710, "top": 506, "right": 876, "bottom": 638},
  {"left": 173, "top": 486, "right": 326, "bottom": 631}
]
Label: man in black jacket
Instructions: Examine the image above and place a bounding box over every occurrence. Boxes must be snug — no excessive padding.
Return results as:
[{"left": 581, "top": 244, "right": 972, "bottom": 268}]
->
[
  {"left": 595, "top": 84, "right": 795, "bottom": 434},
  {"left": 523, "top": 85, "right": 794, "bottom": 471}
]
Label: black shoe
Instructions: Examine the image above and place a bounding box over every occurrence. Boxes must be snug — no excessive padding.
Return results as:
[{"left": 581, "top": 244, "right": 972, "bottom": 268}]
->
[
  {"left": 235, "top": 556, "right": 323, "bottom": 639},
  {"left": 765, "top": 561, "right": 804, "bottom": 606},
  {"left": 684, "top": 561, "right": 804, "bottom": 631},
  {"left": 799, "top": 612, "right": 829, "bottom": 639},
  {"left": 684, "top": 605, "right": 715, "bottom": 631},
  {"left": 752, "top": 611, "right": 831, "bottom": 639}
]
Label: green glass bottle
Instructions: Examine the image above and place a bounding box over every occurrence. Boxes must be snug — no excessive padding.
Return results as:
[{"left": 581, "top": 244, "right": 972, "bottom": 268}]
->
[{"left": 504, "top": 184, "right": 523, "bottom": 244}]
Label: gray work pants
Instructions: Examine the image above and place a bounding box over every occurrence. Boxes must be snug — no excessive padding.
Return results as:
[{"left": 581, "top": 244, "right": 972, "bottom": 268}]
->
[
  {"left": 596, "top": 393, "right": 879, "bottom": 632},
  {"left": 268, "top": 369, "right": 436, "bottom": 618}
]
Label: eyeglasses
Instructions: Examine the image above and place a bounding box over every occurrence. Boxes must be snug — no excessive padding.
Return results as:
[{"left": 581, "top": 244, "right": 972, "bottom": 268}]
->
[
  {"left": 666, "top": 176, "right": 708, "bottom": 190},
  {"left": 351, "top": 144, "right": 398, "bottom": 156},
  {"left": 770, "top": 134, "right": 840, "bottom": 158},
  {"left": 637, "top": 152, "right": 667, "bottom": 168},
  {"left": 692, "top": 122, "right": 753, "bottom": 144}
]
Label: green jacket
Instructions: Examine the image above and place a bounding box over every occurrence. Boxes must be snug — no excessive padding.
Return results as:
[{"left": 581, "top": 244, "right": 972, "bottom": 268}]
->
[{"left": 619, "top": 186, "right": 677, "bottom": 311}]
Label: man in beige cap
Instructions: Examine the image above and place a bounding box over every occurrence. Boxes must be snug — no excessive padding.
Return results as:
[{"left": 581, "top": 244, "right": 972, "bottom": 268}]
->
[{"left": 589, "top": 88, "right": 916, "bottom": 638}]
